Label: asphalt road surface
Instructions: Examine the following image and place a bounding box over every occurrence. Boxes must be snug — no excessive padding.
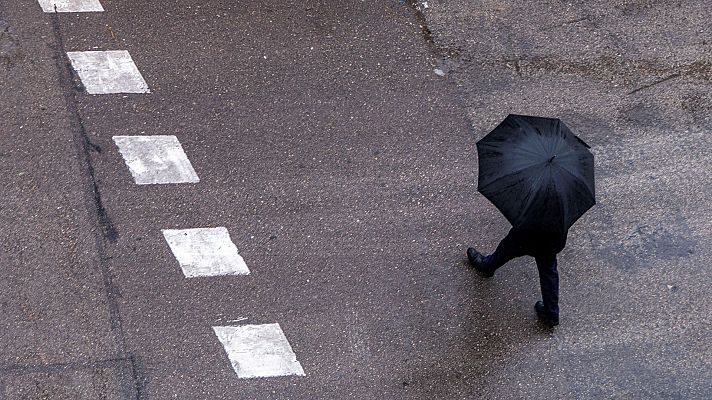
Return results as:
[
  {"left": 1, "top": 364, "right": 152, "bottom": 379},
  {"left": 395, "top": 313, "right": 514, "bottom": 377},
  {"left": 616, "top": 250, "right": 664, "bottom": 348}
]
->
[{"left": 1, "top": 0, "right": 710, "bottom": 399}]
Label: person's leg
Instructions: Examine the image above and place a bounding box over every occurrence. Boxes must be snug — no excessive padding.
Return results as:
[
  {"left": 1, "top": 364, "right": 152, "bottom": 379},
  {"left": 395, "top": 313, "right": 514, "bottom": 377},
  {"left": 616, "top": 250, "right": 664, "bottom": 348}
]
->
[
  {"left": 481, "top": 230, "right": 527, "bottom": 271},
  {"left": 467, "top": 230, "right": 528, "bottom": 277},
  {"left": 534, "top": 254, "right": 560, "bottom": 324}
]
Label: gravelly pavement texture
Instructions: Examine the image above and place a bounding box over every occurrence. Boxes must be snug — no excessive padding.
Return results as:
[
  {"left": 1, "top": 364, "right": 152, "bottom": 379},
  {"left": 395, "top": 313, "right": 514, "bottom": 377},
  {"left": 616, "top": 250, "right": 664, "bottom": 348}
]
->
[
  {"left": 0, "top": 4, "right": 133, "bottom": 398},
  {"left": 416, "top": 0, "right": 712, "bottom": 398},
  {"left": 3, "top": 1, "right": 477, "bottom": 399}
]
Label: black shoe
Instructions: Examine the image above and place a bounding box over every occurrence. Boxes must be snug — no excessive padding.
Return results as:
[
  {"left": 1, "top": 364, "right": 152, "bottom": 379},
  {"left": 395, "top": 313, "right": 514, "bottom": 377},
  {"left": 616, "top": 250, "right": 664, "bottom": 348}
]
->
[
  {"left": 467, "top": 247, "right": 494, "bottom": 277},
  {"left": 535, "top": 301, "right": 559, "bottom": 327}
]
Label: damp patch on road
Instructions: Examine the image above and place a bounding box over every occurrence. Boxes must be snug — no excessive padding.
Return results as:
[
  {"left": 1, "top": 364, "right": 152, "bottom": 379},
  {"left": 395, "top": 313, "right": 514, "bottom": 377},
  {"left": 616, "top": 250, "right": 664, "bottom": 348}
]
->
[
  {"left": 0, "top": 21, "right": 23, "bottom": 68},
  {"left": 588, "top": 206, "right": 699, "bottom": 271}
]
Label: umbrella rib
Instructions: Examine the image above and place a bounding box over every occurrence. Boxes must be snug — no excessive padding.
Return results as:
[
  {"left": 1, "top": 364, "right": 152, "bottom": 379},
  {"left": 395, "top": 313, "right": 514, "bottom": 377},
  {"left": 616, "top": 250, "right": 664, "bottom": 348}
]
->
[
  {"left": 515, "top": 167, "right": 549, "bottom": 227},
  {"left": 555, "top": 171, "right": 569, "bottom": 230},
  {"left": 508, "top": 145, "right": 545, "bottom": 158},
  {"left": 479, "top": 164, "right": 537, "bottom": 193},
  {"left": 480, "top": 141, "right": 542, "bottom": 158},
  {"left": 554, "top": 162, "right": 595, "bottom": 197},
  {"left": 532, "top": 127, "right": 552, "bottom": 155}
]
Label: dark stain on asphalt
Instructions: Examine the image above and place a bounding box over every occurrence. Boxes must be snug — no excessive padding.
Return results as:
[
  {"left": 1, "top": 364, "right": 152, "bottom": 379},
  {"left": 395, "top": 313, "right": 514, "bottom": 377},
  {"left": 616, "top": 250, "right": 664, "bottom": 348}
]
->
[
  {"left": 559, "top": 110, "right": 617, "bottom": 146},
  {"left": 496, "top": 56, "right": 711, "bottom": 86},
  {"left": 616, "top": 0, "right": 668, "bottom": 16},
  {"left": 621, "top": 224, "right": 697, "bottom": 259},
  {"left": 588, "top": 205, "right": 698, "bottom": 271},
  {"left": 0, "top": 20, "right": 23, "bottom": 68},
  {"left": 607, "top": 222, "right": 698, "bottom": 272},
  {"left": 617, "top": 102, "right": 667, "bottom": 128},
  {"left": 564, "top": 344, "right": 687, "bottom": 398},
  {"left": 627, "top": 73, "right": 681, "bottom": 95},
  {"left": 48, "top": 11, "right": 145, "bottom": 400},
  {"left": 48, "top": 15, "right": 117, "bottom": 243},
  {"left": 680, "top": 91, "right": 712, "bottom": 128},
  {"left": 684, "top": 60, "right": 712, "bottom": 80},
  {"left": 404, "top": 0, "right": 434, "bottom": 45},
  {"left": 404, "top": 0, "right": 461, "bottom": 59},
  {"left": 0, "top": 356, "right": 147, "bottom": 399}
]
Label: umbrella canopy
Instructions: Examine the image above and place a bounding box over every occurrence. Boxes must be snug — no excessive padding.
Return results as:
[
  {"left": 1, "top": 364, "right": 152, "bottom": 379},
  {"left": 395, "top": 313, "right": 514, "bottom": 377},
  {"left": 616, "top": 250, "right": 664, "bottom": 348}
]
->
[{"left": 476, "top": 114, "right": 595, "bottom": 233}]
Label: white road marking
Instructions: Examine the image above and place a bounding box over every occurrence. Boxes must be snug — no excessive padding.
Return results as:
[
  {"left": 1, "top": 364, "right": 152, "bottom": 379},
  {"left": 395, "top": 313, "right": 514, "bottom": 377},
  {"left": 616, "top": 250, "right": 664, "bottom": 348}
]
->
[
  {"left": 162, "top": 227, "right": 249, "bottom": 278},
  {"left": 38, "top": 0, "right": 104, "bottom": 12},
  {"left": 213, "top": 324, "right": 305, "bottom": 379},
  {"left": 66, "top": 50, "right": 149, "bottom": 94},
  {"left": 113, "top": 135, "right": 199, "bottom": 185}
]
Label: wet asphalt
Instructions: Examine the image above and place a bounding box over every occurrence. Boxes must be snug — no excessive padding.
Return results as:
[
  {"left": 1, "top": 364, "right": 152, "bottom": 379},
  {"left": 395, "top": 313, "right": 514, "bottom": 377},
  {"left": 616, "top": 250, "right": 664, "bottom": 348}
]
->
[
  {"left": 1, "top": 0, "right": 710, "bottom": 399},
  {"left": 421, "top": 0, "right": 712, "bottom": 398}
]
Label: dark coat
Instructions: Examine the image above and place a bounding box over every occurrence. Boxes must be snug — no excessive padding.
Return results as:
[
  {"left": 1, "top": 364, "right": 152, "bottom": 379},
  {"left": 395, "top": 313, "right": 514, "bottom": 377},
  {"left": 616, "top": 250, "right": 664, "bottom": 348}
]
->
[{"left": 506, "top": 226, "right": 568, "bottom": 257}]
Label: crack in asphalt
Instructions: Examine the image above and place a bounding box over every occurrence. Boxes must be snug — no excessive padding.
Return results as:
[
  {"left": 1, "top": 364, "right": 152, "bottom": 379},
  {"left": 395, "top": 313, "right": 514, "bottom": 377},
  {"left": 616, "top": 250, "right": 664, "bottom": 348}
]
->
[{"left": 48, "top": 11, "right": 146, "bottom": 400}]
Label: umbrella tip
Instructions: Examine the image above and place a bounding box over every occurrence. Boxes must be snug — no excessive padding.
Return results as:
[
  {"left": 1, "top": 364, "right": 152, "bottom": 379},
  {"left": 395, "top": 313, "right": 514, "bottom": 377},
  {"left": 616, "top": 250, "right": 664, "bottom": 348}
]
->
[{"left": 548, "top": 155, "right": 557, "bottom": 163}]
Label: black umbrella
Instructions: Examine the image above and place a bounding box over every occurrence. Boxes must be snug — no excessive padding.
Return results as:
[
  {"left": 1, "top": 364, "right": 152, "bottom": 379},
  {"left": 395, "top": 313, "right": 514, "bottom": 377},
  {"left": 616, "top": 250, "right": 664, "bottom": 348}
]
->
[{"left": 476, "top": 114, "right": 595, "bottom": 233}]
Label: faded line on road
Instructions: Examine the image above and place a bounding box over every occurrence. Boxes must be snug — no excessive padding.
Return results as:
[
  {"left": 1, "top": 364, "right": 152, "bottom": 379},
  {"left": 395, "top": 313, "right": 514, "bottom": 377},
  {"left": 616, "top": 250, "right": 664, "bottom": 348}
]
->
[
  {"left": 113, "top": 135, "right": 199, "bottom": 184},
  {"left": 67, "top": 50, "right": 149, "bottom": 94},
  {"left": 162, "top": 227, "right": 250, "bottom": 278},
  {"left": 38, "top": 0, "right": 104, "bottom": 13},
  {"left": 213, "top": 324, "right": 305, "bottom": 379}
]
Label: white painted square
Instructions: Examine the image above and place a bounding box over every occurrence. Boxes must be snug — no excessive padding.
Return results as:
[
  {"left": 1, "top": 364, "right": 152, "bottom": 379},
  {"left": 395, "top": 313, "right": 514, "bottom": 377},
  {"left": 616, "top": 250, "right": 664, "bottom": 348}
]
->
[
  {"left": 162, "top": 227, "right": 249, "bottom": 278},
  {"left": 38, "top": 0, "right": 104, "bottom": 12},
  {"left": 67, "top": 50, "right": 149, "bottom": 94},
  {"left": 113, "top": 135, "right": 199, "bottom": 185},
  {"left": 213, "top": 324, "right": 305, "bottom": 379}
]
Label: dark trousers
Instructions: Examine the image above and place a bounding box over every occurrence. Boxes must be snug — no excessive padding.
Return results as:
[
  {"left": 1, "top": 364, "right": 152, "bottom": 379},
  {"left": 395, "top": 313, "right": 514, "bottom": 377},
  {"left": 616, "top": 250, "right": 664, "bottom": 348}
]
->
[{"left": 482, "top": 229, "right": 562, "bottom": 319}]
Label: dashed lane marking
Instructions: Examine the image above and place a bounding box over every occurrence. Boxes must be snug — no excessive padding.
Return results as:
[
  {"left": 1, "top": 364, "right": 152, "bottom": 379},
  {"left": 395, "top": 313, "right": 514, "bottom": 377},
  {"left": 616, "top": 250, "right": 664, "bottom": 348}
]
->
[
  {"left": 213, "top": 324, "right": 305, "bottom": 379},
  {"left": 38, "top": 0, "right": 104, "bottom": 12},
  {"left": 162, "top": 227, "right": 250, "bottom": 278},
  {"left": 46, "top": 0, "right": 311, "bottom": 386},
  {"left": 113, "top": 135, "right": 199, "bottom": 185},
  {"left": 66, "top": 50, "right": 149, "bottom": 94}
]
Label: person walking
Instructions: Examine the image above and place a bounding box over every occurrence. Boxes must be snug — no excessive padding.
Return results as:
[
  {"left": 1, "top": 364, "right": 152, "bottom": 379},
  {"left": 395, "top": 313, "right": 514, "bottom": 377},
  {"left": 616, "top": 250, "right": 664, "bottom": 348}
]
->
[
  {"left": 467, "top": 227, "right": 567, "bottom": 327},
  {"left": 470, "top": 114, "right": 595, "bottom": 328}
]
